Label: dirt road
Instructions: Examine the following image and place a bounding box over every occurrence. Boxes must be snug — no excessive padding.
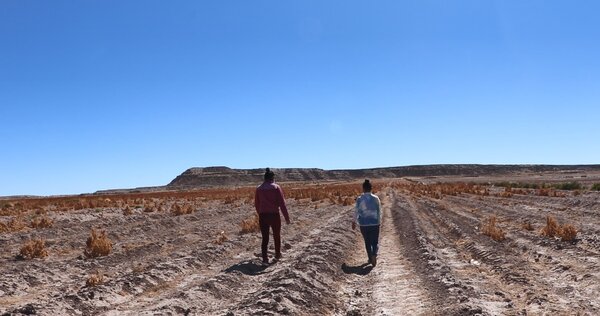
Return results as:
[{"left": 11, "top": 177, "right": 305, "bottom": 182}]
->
[{"left": 1, "top": 180, "right": 599, "bottom": 315}]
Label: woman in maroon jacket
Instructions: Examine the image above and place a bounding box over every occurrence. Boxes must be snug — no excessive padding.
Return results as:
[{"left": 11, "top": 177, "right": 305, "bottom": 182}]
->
[{"left": 255, "top": 168, "right": 291, "bottom": 265}]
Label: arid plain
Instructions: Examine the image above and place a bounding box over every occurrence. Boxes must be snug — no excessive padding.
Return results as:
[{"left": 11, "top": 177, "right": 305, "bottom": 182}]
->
[{"left": 2, "top": 166, "right": 600, "bottom": 315}]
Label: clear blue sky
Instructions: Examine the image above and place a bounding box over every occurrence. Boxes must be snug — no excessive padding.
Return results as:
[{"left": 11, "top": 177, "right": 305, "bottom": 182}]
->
[{"left": 1, "top": 1, "right": 599, "bottom": 196}]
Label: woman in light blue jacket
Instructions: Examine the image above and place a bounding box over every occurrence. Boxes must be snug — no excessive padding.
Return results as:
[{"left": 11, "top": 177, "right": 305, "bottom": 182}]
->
[{"left": 352, "top": 179, "right": 381, "bottom": 266}]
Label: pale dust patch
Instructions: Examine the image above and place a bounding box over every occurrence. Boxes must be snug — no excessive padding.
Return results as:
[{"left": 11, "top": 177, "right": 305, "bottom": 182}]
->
[{"left": 371, "top": 203, "right": 429, "bottom": 315}]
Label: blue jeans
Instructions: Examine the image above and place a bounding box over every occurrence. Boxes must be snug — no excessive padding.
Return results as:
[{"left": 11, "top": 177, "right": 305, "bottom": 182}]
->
[{"left": 360, "top": 225, "right": 380, "bottom": 260}]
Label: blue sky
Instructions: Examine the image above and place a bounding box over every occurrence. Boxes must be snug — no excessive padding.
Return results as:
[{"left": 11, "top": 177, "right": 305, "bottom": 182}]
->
[{"left": 1, "top": 1, "right": 599, "bottom": 196}]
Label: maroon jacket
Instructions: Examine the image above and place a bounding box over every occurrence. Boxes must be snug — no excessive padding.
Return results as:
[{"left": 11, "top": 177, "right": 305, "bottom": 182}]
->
[{"left": 254, "top": 181, "right": 290, "bottom": 222}]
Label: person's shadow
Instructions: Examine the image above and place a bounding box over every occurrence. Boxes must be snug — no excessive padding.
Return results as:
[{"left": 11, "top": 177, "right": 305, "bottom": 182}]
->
[
  {"left": 224, "top": 260, "right": 268, "bottom": 276},
  {"left": 341, "top": 262, "right": 373, "bottom": 275}
]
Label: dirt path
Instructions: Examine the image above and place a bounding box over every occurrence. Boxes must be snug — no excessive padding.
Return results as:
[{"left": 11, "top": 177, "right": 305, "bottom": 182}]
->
[{"left": 339, "top": 190, "right": 430, "bottom": 315}]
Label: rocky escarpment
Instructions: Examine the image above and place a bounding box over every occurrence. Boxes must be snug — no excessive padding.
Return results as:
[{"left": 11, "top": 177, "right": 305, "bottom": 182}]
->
[{"left": 166, "top": 165, "right": 600, "bottom": 188}]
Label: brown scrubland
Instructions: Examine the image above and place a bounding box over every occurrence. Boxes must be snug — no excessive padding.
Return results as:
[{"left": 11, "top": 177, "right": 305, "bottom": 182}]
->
[{"left": 1, "top": 174, "right": 599, "bottom": 315}]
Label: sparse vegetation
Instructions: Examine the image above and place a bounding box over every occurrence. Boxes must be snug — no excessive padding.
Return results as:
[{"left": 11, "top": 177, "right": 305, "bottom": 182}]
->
[
  {"left": 84, "top": 229, "right": 113, "bottom": 258},
  {"left": 591, "top": 183, "right": 600, "bottom": 191},
  {"left": 494, "top": 181, "right": 582, "bottom": 196},
  {"left": 481, "top": 216, "right": 506, "bottom": 241},
  {"left": 172, "top": 204, "right": 193, "bottom": 216},
  {"left": 540, "top": 216, "right": 560, "bottom": 237},
  {"left": 30, "top": 215, "right": 53, "bottom": 229},
  {"left": 214, "top": 231, "right": 228, "bottom": 244},
  {"left": 0, "top": 175, "right": 597, "bottom": 314},
  {"left": 0, "top": 216, "right": 27, "bottom": 233},
  {"left": 18, "top": 238, "right": 49, "bottom": 259},
  {"left": 86, "top": 271, "right": 104, "bottom": 287},
  {"left": 554, "top": 182, "right": 582, "bottom": 191},
  {"left": 540, "top": 216, "right": 578, "bottom": 242},
  {"left": 522, "top": 221, "right": 534, "bottom": 231},
  {"left": 560, "top": 224, "right": 578, "bottom": 242},
  {"left": 240, "top": 214, "right": 260, "bottom": 234},
  {"left": 122, "top": 206, "right": 133, "bottom": 216}
]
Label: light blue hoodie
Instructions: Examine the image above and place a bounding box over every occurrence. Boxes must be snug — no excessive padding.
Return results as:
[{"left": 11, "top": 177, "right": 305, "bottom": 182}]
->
[{"left": 354, "top": 192, "right": 381, "bottom": 226}]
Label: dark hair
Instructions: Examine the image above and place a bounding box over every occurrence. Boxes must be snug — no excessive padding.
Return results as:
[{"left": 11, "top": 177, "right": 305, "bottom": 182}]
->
[
  {"left": 264, "top": 168, "right": 275, "bottom": 181},
  {"left": 362, "top": 179, "right": 372, "bottom": 192}
]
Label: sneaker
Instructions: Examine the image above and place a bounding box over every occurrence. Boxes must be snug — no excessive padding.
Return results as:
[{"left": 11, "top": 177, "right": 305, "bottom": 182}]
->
[
  {"left": 261, "top": 259, "right": 269, "bottom": 267},
  {"left": 371, "top": 256, "right": 377, "bottom": 267}
]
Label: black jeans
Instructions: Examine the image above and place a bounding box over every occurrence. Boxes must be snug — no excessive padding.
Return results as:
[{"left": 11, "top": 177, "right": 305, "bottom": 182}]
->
[{"left": 360, "top": 225, "right": 380, "bottom": 260}]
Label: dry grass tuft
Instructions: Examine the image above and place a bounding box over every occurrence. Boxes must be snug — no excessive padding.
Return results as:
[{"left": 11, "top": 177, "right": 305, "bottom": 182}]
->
[
  {"left": 521, "top": 221, "right": 535, "bottom": 231},
  {"left": 84, "top": 229, "right": 113, "bottom": 258},
  {"left": 18, "top": 238, "right": 49, "bottom": 259},
  {"left": 122, "top": 206, "right": 133, "bottom": 216},
  {"left": 172, "top": 204, "right": 193, "bottom": 216},
  {"left": 540, "top": 216, "right": 561, "bottom": 238},
  {"left": 86, "top": 271, "right": 104, "bottom": 287},
  {"left": 0, "top": 216, "right": 27, "bottom": 233},
  {"left": 481, "top": 216, "right": 506, "bottom": 241},
  {"left": 560, "top": 224, "right": 578, "bottom": 242},
  {"left": 540, "top": 216, "right": 578, "bottom": 242},
  {"left": 214, "top": 231, "right": 228, "bottom": 244},
  {"left": 240, "top": 214, "right": 260, "bottom": 234},
  {"left": 30, "top": 216, "right": 54, "bottom": 229}
]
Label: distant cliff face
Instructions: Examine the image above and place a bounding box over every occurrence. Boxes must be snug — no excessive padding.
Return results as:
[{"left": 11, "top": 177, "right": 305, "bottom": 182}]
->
[
  {"left": 167, "top": 167, "right": 339, "bottom": 187},
  {"left": 166, "top": 165, "right": 600, "bottom": 188}
]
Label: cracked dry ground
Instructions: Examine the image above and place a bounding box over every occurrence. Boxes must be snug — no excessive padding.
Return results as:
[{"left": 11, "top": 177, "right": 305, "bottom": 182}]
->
[{"left": 2, "top": 182, "right": 600, "bottom": 315}]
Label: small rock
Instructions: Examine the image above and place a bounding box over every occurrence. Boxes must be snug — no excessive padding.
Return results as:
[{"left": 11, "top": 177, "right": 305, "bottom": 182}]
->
[
  {"left": 284, "top": 243, "right": 292, "bottom": 250},
  {"left": 346, "top": 309, "right": 362, "bottom": 316},
  {"left": 354, "top": 290, "right": 362, "bottom": 297},
  {"left": 17, "top": 304, "right": 37, "bottom": 315}
]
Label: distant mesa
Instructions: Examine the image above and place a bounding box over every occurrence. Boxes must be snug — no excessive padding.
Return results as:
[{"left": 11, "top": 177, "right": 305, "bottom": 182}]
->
[{"left": 166, "top": 164, "right": 600, "bottom": 189}]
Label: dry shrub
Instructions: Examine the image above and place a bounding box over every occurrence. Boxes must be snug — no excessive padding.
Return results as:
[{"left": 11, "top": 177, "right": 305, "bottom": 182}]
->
[
  {"left": 537, "top": 189, "right": 550, "bottom": 197},
  {"left": 481, "top": 216, "right": 506, "bottom": 241},
  {"left": 172, "top": 204, "right": 193, "bottom": 216},
  {"left": 84, "top": 229, "right": 112, "bottom": 258},
  {"left": 560, "top": 224, "right": 578, "bottom": 242},
  {"left": 86, "top": 271, "right": 104, "bottom": 287},
  {"left": 0, "top": 216, "right": 27, "bottom": 233},
  {"left": 541, "top": 216, "right": 578, "bottom": 242},
  {"left": 223, "top": 196, "right": 236, "bottom": 204},
  {"left": 214, "top": 230, "right": 228, "bottom": 244},
  {"left": 143, "top": 205, "right": 156, "bottom": 213},
  {"left": 18, "top": 239, "right": 48, "bottom": 259},
  {"left": 30, "top": 216, "right": 54, "bottom": 229},
  {"left": 240, "top": 214, "right": 260, "bottom": 234},
  {"left": 521, "top": 221, "right": 534, "bottom": 231},
  {"left": 122, "top": 206, "right": 132, "bottom": 216},
  {"left": 540, "top": 216, "right": 561, "bottom": 238}
]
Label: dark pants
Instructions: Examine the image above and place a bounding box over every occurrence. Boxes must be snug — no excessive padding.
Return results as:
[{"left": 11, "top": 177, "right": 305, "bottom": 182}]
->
[
  {"left": 259, "top": 213, "right": 281, "bottom": 262},
  {"left": 360, "top": 225, "right": 380, "bottom": 260}
]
